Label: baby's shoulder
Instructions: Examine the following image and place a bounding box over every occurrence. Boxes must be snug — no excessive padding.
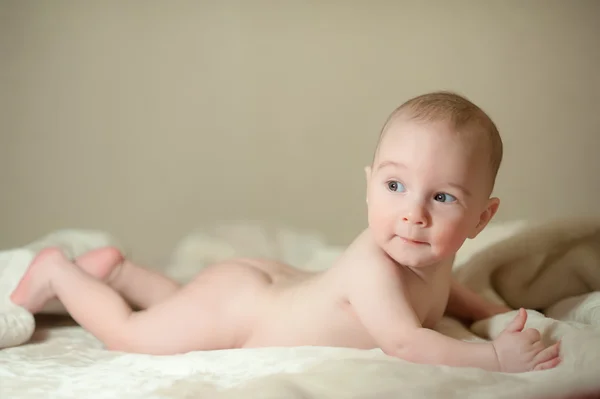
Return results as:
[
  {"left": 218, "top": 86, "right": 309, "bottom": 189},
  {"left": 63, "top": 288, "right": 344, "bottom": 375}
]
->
[{"left": 334, "top": 229, "right": 398, "bottom": 279}]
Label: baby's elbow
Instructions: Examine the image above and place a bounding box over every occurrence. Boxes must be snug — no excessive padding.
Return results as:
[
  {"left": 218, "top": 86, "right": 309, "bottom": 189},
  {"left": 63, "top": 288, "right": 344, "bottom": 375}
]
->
[
  {"left": 383, "top": 343, "right": 423, "bottom": 364},
  {"left": 380, "top": 331, "right": 433, "bottom": 364}
]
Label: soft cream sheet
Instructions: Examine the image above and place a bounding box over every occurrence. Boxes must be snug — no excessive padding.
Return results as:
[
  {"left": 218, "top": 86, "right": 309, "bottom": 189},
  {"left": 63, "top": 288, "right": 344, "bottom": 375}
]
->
[{"left": 1, "top": 220, "right": 599, "bottom": 399}]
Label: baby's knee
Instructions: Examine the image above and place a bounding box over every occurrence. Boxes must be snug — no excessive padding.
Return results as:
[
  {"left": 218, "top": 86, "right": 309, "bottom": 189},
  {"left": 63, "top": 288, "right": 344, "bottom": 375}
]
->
[
  {"left": 102, "top": 329, "right": 147, "bottom": 354},
  {"left": 104, "top": 339, "right": 152, "bottom": 355},
  {"left": 103, "top": 333, "right": 177, "bottom": 355},
  {"left": 103, "top": 334, "right": 138, "bottom": 354}
]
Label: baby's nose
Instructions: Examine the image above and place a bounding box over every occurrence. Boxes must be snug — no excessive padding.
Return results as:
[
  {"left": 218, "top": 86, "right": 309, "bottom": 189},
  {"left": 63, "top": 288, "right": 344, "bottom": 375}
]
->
[
  {"left": 402, "top": 214, "right": 425, "bottom": 225},
  {"left": 402, "top": 205, "right": 428, "bottom": 226}
]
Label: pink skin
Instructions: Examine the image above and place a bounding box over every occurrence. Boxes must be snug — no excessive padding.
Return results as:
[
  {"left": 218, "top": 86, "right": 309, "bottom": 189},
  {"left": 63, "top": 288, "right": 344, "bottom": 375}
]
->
[
  {"left": 8, "top": 245, "right": 557, "bottom": 368},
  {"left": 5, "top": 114, "right": 557, "bottom": 369},
  {"left": 10, "top": 248, "right": 70, "bottom": 313},
  {"left": 6, "top": 115, "right": 559, "bottom": 370},
  {"left": 10, "top": 246, "right": 179, "bottom": 313},
  {"left": 73, "top": 247, "right": 125, "bottom": 282},
  {"left": 365, "top": 118, "right": 500, "bottom": 270},
  {"left": 9, "top": 246, "right": 242, "bottom": 355},
  {"left": 10, "top": 247, "right": 511, "bottom": 323},
  {"left": 9, "top": 248, "right": 143, "bottom": 351},
  {"left": 10, "top": 247, "right": 123, "bottom": 313}
]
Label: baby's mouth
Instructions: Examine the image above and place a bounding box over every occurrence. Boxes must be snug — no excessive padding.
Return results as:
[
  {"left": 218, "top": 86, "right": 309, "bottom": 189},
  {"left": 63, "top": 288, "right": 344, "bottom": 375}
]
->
[{"left": 399, "top": 237, "right": 429, "bottom": 245}]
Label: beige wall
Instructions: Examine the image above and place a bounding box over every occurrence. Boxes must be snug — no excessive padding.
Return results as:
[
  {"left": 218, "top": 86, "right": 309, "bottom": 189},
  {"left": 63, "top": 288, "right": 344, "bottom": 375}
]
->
[{"left": 1, "top": 1, "right": 599, "bottom": 265}]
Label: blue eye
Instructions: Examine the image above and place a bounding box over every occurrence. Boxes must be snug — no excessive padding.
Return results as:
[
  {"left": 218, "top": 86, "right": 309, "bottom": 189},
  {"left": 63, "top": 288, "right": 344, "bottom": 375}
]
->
[
  {"left": 387, "top": 181, "right": 406, "bottom": 192},
  {"left": 434, "top": 193, "right": 456, "bottom": 203}
]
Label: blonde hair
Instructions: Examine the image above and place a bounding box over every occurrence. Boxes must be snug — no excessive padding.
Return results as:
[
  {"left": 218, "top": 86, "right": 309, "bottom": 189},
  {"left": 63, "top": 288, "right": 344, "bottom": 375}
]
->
[{"left": 376, "top": 91, "right": 503, "bottom": 186}]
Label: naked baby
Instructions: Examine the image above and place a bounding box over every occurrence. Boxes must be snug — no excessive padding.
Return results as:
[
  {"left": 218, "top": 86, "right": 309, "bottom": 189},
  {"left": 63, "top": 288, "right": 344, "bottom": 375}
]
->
[{"left": 10, "top": 91, "right": 561, "bottom": 372}]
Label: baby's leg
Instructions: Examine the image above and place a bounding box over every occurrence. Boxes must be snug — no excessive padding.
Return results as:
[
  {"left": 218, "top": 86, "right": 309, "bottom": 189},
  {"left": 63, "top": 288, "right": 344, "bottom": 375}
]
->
[
  {"left": 11, "top": 248, "right": 227, "bottom": 355},
  {"left": 73, "top": 247, "right": 181, "bottom": 309},
  {"left": 72, "top": 247, "right": 125, "bottom": 282}
]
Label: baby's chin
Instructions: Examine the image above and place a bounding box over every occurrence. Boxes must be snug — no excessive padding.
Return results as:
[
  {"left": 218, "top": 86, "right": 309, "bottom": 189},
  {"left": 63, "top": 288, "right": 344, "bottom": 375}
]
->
[
  {"left": 382, "top": 245, "right": 448, "bottom": 268},
  {"left": 382, "top": 246, "right": 441, "bottom": 268},
  {"left": 393, "top": 257, "right": 439, "bottom": 268}
]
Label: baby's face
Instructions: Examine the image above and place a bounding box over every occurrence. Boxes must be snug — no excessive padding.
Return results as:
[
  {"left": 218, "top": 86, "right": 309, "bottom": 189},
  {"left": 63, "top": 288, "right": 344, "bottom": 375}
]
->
[{"left": 366, "top": 118, "right": 498, "bottom": 268}]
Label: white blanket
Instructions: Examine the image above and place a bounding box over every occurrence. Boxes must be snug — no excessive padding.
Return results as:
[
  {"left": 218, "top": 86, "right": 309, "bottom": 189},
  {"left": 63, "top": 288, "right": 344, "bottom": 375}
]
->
[{"left": 1, "top": 220, "right": 599, "bottom": 399}]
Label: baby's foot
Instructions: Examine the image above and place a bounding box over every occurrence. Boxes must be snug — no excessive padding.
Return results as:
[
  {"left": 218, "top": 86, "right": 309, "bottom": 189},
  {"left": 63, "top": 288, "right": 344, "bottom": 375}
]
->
[
  {"left": 74, "top": 246, "right": 124, "bottom": 284},
  {"left": 10, "top": 247, "right": 67, "bottom": 313}
]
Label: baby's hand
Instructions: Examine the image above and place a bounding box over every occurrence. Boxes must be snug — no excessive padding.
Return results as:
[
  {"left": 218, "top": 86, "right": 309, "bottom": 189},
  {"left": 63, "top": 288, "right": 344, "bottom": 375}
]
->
[{"left": 492, "top": 308, "right": 561, "bottom": 373}]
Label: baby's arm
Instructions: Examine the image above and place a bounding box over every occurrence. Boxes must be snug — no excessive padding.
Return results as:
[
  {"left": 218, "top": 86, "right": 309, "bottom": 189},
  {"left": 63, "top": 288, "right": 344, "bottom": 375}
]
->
[
  {"left": 445, "top": 277, "right": 512, "bottom": 323},
  {"left": 347, "top": 263, "right": 559, "bottom": 372}
]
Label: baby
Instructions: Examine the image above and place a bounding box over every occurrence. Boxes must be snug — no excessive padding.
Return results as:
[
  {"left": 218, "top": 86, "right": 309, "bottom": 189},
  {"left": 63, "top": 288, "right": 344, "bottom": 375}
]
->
[{"left": 10, "top": 91, "right": 561, "bottom": 373}]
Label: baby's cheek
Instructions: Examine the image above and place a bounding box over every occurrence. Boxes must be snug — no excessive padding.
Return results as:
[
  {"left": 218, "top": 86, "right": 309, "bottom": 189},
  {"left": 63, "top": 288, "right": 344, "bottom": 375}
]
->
[
  {"left": 368, "top": 209, "right": 395, "bottom": 243},
  {"left": 432, "top": 221, "right": 469, "bottom": 255},
  {"left": 368, "top": 202, "right": 392, "bottom": 227}
]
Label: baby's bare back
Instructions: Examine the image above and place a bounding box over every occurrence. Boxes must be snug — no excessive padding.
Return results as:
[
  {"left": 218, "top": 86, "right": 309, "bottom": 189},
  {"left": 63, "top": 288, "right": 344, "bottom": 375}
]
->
[
  {"left": 185, "top": 257, "right": 377, "bottom": 350},
  {"left": 186, "top": 233, "right": 452, "bottom": 351}
]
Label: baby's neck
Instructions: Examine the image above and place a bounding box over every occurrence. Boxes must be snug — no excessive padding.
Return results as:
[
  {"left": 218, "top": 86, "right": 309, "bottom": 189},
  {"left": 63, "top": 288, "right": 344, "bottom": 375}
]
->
[{"left": 399, "top": 257, "right": 454, "bottom": 282}]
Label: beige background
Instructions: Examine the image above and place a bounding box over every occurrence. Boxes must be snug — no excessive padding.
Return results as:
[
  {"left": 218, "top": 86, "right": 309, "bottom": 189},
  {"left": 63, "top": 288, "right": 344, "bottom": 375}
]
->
[{"left": 1, "top": 1, "right": 599, "bottom": 265}]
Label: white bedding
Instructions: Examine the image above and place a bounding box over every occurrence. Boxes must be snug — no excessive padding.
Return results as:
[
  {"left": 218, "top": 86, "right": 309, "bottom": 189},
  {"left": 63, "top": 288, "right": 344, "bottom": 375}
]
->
[{"left": 1, "top": 219, "right": 600, "bottom": 399}]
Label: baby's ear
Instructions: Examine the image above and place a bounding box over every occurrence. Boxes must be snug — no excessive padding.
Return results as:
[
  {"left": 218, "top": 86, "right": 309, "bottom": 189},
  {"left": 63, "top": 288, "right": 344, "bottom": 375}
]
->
[
  {"left": 364, "top": 166, "right": 372, "bottom": 204},
  {"left": 469, "top": 197, "right": 500, "bottom": 239},
  {"left": 364, "top": 166, "right": 372, "bottom": 181}
]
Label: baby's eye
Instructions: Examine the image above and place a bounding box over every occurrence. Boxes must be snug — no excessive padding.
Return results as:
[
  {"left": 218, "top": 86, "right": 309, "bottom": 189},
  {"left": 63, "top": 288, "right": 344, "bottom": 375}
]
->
[
  {"left": 434, "top": 193, "right": 456, "bottom": 203},
  {"left": 387, "top": 181, "right": 406, "bottom": 192}
]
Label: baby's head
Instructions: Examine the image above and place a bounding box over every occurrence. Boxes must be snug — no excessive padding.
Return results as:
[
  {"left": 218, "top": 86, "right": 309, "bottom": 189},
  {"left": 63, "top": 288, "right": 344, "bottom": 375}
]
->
[{"left": 365, "top": 91, "right": 503, "bottom": 268}]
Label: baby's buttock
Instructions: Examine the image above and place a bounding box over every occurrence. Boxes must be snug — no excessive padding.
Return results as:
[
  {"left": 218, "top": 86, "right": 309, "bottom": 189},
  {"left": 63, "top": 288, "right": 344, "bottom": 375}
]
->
[
  {"left": 187, "top": 258, "right": 377, "bottom": 350},
  {"left": 186, "top": 258, "right": 313, "bottom": 349}
]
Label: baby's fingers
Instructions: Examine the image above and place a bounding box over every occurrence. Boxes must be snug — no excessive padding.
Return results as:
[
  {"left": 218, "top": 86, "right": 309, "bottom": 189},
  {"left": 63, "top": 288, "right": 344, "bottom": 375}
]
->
[
  {"left": 523, "top": 328, "right": 541, "bottom": 343},
  {"left": 533, "top": 356, "right": 561, "bottom": 371},
  {"left": 533, "top": 341, "right": 561, "bottom": 369}
]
